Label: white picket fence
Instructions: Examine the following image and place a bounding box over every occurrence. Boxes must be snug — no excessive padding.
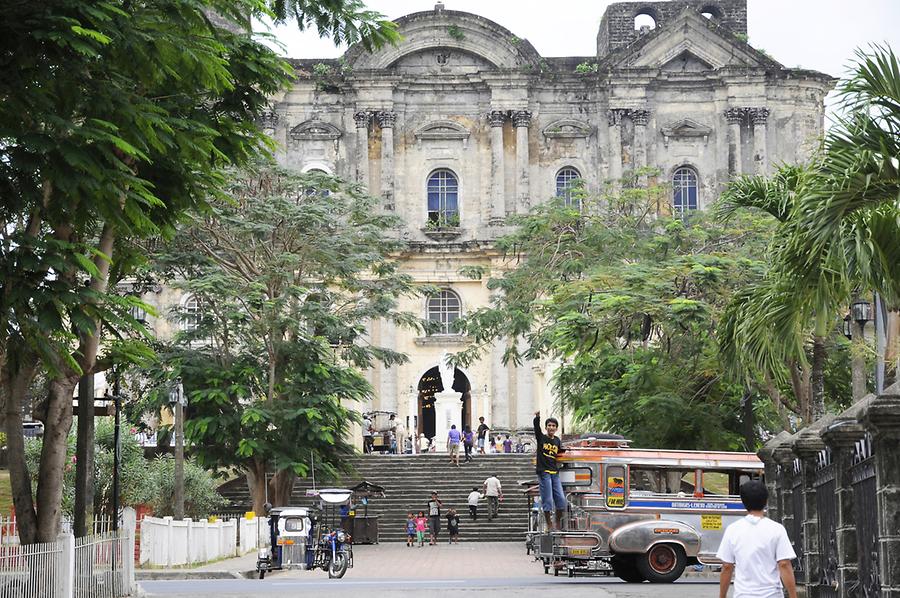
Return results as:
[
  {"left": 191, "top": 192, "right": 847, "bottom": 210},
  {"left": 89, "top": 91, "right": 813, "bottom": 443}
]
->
[
  {"left": 0, "top": 517, "right": 117, "bottom": 546},
  {"left": 238, "top": 516, "right": 266, "bottom": 555},
  {"left": 0, "top": 516, "right": 134, "bottom": 597},
  {"left": 139, "top": 516, "right": 241, "bottom": 567}
]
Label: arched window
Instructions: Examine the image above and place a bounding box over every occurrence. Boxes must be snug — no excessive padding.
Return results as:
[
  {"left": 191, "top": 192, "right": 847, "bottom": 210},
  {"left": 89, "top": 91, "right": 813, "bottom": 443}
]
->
[
  {"left": 304, "top": 168, "right": 330, "bottom": 197},
  {"left": 556, "top": 167, "right": 582, "bottom": 207},
  {"left": 426, "top": 289, "right": 462, "bottom": 335},
  {"left": 427, "top": 170, "right": 459, "bottom": 227},
  {"left": 180, "top": 294, "right": 201, "bottom": 333},
  {"left": 634, "top": 12, "right": 657, "bottom": 32},
  {"left": 672, "top": 167, "right": 699, "bottom": 215}
]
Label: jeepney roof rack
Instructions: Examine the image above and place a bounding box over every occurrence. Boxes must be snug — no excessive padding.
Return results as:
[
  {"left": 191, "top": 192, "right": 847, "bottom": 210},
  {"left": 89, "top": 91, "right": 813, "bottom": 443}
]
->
[{"left": 565, "top": 433, "right": 631, "bottom": 448}]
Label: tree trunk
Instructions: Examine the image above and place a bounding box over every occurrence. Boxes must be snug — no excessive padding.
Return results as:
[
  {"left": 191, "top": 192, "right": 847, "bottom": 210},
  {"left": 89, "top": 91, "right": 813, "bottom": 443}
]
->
[
  {"left": 811, "top": 335, "right": 826, "bottom": 421},
  {"left": 787, "top": 359, "right": 812, "bottom": 425},
  {"left": 270, "top": 470, "right": 296, "bottom": 507},
  {"left": 74, "top": 374, "right": 95, "bottom": 537},
  {"left": 35, "top": 376, "right": 78, "bottom": 542},
  {"left": 246, "top": 458, "right": 269, "bottom": 515},
  {"left": 2, "top": 357, "right": 39, "bottom": 545},
  {"left": 762, "top": 373, "right": 792, "bottom": 430},
  {"left": 740, "top": 391, "right": 755, "bottom": 450}
]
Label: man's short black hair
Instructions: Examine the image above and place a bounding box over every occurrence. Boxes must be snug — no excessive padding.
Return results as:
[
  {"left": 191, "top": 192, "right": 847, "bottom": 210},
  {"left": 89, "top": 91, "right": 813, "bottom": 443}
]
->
[
  {"left": 479, "top": 416, "right": 485, "bottom": 421},
  {"left": 451, "top": 424, "right": 456, "bottom": 429},
  {"left": 739, "top": 480, "right": 768, "bottom": 511},
  {"left": 472, "top": 487, "right": 479, "bottom": 492},
  {"left": 545, "top": 417, "right": 559, "bottom": 427}
]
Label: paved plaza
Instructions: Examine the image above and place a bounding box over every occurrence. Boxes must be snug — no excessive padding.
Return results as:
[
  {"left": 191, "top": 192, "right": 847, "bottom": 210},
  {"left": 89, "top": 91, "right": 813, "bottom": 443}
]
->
[{"left": 139, "top": 542, "right": 723, "bottom": 597}]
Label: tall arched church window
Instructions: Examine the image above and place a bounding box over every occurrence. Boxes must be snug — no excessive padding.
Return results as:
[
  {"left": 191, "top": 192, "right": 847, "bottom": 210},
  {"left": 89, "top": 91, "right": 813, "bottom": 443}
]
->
[
  {"left": 672, "top": 167, "right": 699, "bottom": 216},
  {"left": 426, "top": 289, "right": 462, "bottom": 335},
  {"left": 556, "top": 167, "right": 582, "bottom": 208},
  {"left": 426, "top": 170, "right": 459, "bottom": 227}
]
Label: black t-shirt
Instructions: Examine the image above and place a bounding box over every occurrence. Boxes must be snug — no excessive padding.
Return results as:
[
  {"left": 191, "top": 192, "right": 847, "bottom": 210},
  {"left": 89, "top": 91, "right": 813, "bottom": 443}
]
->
[
  {"left": 446, "top": 514, "right": 459, "bottom": 532},
  {"left": 534, "top": 415, "right": 563, "bottom": 474},
  {"left": 477, "top": 423, "right": 489, "bottom": 439}
]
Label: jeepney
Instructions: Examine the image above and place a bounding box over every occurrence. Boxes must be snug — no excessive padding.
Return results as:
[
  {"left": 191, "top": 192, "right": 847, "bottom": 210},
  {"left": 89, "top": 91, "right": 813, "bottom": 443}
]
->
[{"left": 533, "top": 435, "right": 763, "bottom": 582}]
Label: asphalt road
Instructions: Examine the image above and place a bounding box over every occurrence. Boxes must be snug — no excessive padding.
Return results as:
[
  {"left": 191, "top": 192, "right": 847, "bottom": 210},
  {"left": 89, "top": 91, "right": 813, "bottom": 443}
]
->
[{"left": 140, "top": 576, "right": 723, "bottom": 597}]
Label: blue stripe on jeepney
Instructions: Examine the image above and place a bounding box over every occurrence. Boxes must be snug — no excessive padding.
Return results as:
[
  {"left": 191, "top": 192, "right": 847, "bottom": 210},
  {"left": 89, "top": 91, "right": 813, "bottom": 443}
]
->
[{"left": 627, "top": 499, "right": 745, "bottom": 510}]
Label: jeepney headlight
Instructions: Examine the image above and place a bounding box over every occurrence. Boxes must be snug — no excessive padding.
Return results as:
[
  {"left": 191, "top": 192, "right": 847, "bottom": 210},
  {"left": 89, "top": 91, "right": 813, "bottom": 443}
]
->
[{"left": 336, "top": 531, "right": 347, "bottom": 543}]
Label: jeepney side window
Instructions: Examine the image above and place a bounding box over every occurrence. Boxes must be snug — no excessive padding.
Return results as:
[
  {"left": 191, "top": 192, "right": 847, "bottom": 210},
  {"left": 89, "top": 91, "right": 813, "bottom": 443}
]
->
[
  {"left": 701, "top": 470, "right": 742, "bottom": 496},
  {"left": 629, "top": 468, "right": 663, "bottom": 494},
  {"left": 630, "top": 468, "right": 694, "bottom": 495}
]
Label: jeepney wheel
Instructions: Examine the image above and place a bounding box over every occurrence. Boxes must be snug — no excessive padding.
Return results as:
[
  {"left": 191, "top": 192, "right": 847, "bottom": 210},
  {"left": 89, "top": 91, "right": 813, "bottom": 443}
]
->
[
  {"left": 611, "top": 555, "right": 645, "bottom": 583},
  {"left": 328, "top": 552, "right": 349, "bottom": 579},
  {"left": 636, "top": 543, "right": 686, "bottom": 583}
]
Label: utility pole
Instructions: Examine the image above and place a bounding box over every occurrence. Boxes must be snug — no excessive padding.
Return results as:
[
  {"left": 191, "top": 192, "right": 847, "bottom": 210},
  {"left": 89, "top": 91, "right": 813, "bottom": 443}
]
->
[{"left": 170, "top": 378, "right": 185, "bottom": 520}]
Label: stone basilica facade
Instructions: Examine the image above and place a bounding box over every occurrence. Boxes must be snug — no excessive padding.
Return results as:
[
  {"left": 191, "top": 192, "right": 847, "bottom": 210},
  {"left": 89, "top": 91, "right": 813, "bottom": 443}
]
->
[{"left": 162, "top": 1, "right": 835, "bottom": 445}]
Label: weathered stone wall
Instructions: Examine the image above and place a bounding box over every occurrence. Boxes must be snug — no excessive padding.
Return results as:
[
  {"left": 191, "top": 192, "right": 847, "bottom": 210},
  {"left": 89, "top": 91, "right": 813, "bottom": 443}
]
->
[{"left": 597, "top": 0, "right": 748, "bottom": 56}]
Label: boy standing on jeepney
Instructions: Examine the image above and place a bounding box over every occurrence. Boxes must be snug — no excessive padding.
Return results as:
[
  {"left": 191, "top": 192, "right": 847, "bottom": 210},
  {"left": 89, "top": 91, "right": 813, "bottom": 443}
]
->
[
  {"left": 533, "top": 410, "right": 567, "bottom": 530},
  {"left": 716, "top": 480, "right": 797, "bottom": 598}
]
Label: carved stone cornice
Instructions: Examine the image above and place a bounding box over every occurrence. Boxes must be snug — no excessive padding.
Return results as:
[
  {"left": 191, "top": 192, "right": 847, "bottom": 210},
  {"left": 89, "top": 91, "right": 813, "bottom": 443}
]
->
[
  {"left": 631, "top": 109, "right": 651, "bottom": 126},
  {"left": 749, "top": 107, "right": 770, "bottom": 125},
  {"left": 793, "top": 427, "right": 827, "bottom": 459},
  {"left": 512, "top": 110, "right": 532, "bottom": 128},
  {"left": 354, "top": 111, "right": 372, "bottom": 128},
  {"left": 606, "top": 108, "right": 629, "bottom": 126},
  {"left": 487, "top": 110, "right": 507, "bottom": 127},
  {"left": 863, "top": 390, "right": 900, "bottom": 438},
  {"left": 376, "top": 111, "right": 396, "bottom": 128},
  {"left": 821, "top": 417, "right": 866, "bottom": 448},
  {"left": 723, "top": 107, "right": 744, "bottom": 124}
]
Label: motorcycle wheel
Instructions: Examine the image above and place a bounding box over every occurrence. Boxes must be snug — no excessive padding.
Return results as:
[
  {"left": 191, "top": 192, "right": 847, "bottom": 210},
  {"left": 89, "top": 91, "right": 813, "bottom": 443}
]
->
[
  {"left": 328, "top": 552, "right": 349, "bottom": 579},
  {"left": 258, "top": 570, "right": 266, "bottom": 580}
]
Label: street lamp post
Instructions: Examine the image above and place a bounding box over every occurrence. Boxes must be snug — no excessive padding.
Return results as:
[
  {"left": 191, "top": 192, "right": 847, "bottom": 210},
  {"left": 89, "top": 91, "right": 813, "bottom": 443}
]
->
[
  {"left": 849, "top": 295, "right": 873, "bottom": 401},
  {"left": 169, "top": 378, "right": 185, "bottom": 520},
  {"left": 112, "top": 370, "right": 122, "bottom": 533}
]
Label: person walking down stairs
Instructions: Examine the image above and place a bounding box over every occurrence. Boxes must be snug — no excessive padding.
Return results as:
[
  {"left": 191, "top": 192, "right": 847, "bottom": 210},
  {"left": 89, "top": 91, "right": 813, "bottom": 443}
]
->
[{"left": 483, "top": 474, "right": 502, "bottom": 520}]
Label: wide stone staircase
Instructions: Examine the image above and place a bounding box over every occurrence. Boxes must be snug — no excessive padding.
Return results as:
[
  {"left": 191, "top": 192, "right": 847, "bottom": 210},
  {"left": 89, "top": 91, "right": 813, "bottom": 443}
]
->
[{"left": 218, "top": 453, "right": 536, "bottom": 542}]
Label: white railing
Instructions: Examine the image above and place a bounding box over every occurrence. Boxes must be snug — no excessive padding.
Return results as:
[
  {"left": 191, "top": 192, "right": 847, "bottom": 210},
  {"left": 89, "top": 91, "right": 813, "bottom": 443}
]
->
[
  {"left": 0, "top": 517, "right": 117, "bottom": 546},
  {"left": 74, "top": 531, "right": 134, "bottom": 598},
  {"left": 0, "top": 535, "right": 71, "bottom": 598},
  {"left": 139, "top": 516, "right": 239, "bottom": 567},
  {"left": 0, "top": 509, "right": 134, "bottom": 598}
]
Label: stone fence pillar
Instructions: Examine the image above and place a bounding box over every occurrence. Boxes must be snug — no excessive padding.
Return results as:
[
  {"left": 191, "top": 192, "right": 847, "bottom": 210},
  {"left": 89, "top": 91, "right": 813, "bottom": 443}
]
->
[{"left": 794, "top": 426, "right": 829, "bottom": 598}]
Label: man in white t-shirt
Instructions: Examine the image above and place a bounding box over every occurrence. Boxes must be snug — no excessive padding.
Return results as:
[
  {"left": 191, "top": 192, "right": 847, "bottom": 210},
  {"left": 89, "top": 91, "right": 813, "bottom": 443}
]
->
[
  {"left": 482, "top": 475, "right": 502, "bottom": 520},
  {"left": 716, "top": 480, "right": 798, "bottom": 598}
]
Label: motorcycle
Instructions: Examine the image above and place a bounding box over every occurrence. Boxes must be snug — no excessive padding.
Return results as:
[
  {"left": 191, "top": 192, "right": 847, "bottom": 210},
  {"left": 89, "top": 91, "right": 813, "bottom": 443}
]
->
[{"left": 256, "top": 488, "right": 354, "bottom": 580}]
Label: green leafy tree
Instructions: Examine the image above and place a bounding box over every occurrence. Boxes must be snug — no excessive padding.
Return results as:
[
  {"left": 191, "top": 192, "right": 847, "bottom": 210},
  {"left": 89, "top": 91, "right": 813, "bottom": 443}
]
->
[
  {"left": 453, "top": 172, "right": 785, "bottom": 449},
  {"left": 147, "top": 166, "right": 420, "bottom": 512}
]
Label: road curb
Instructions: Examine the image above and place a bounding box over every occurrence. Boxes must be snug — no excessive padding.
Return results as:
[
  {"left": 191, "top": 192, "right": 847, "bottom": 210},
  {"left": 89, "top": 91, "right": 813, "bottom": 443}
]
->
[{"left": 135, "top": 570, "right": 246, "bottom": 581}]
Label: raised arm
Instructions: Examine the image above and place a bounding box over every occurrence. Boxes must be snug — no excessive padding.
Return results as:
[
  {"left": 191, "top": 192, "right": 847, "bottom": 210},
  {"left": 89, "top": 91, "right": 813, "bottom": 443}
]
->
[{"left": 533, "top": 411, "right": 543, "bottom": 444}]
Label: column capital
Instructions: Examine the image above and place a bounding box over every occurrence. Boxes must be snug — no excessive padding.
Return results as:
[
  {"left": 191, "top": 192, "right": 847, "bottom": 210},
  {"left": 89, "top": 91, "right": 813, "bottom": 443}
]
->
[
  {"left": 863, "top": 391, "right": 900, "bottom": 438},
  {"left": 487, "top": 110, "right": 507, "bottom": 127},
  {"left": 376, "top": 111, "right": 396, "bottom": 128},
  {"left": 723, "top": 107, "right": 744, "bottom": 124},
  {"left": 258, "top": 110, "right": 278, "bottom": 130},
  {"left": 512, "top": 110, "right": 532, "bottom": 128},
  {"left": 354, "top": 111, "right": 372, "bottom": 128},
  {"left": 606, "top": 108, "right": 629, "bottom": 126},
  {"left": 793, "top": 427, "right": 827, "bottom": 459},
  {"left": 750, "top": 107, "right": 770, "bottom": 125},
  {"left": 631, "top": 109, "right": 651, "bottom": 126},
  {"left": 821, "top": 417, "right": 866, "bottom": 448}
]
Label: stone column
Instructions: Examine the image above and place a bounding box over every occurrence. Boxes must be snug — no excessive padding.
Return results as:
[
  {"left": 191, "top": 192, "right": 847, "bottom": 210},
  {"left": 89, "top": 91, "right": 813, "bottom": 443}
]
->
[
  {"left": 774, "top": 440, "right": 799, "bottom": 568},
  {"left": 513, "top": 110, "right": 531, "bottom": 214},
  {"left": 794, "top": 428, "right": 827, "bottom": 598},
  {"left": 606, "top": 109, "right": 625, "bottom": 182},
  {"left": 631, "top": 109, "right": 650, "bottom": 176},
  {"left": 515, "top": 339, "right": 533, "bottom": 430},
  {"left": 354, "top": 111, "right": 371, "bottom": 188},
  {"left": 491, "top": 339, "right": 509, "bottom": 429},
  {"left": 750, "top": 107, "right": 769, "bottom": 175},
  {"left": 759, "top": 431, "right": 792, "bottom": 523},
  {"left": 822, "top": 418, "right": 867, "bottom": 598},
  {"left": 724, "top": 107, "right": 744, "bottom": 176},
  {"left": 377, "top": 111, "right": 396, "bottom": 211},
  {"left": 862, "top": 387, "right": 900, "bottom": 598},
  {"left": 379, "top": 319, "right": 397, "bottom": 414},
  {"left": 488, "top": 110, "right": 507, "bottom": 224}
]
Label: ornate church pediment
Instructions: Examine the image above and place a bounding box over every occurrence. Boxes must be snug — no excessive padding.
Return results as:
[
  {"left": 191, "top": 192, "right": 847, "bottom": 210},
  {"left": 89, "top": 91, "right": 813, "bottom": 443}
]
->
[
  {"left": 660, "top": 118, "right": 712, "bottom": 146},
  {"left": 605, "top": 8, "right": 781, "bottom": 71},
  {"left": 541, "top": 119, "right": 592, "bottom": 140},
  {"left": 289, "top": 119, "right": 342, "bottom": 141},
  {"left": 414, "top": 121, "right": 470, "bottom": 145}
]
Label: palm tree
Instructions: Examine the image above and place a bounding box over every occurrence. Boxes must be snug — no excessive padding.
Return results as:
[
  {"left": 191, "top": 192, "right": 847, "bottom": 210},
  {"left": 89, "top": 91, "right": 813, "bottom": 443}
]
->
[{"left": 718, "top": 45, "right": 900, "bottom": 424}]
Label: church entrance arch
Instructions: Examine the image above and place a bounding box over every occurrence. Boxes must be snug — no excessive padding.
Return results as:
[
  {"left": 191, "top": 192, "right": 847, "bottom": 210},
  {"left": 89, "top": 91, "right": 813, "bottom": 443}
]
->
[{"left": 416, "top": 366, "right": 472, "bottom": 441}]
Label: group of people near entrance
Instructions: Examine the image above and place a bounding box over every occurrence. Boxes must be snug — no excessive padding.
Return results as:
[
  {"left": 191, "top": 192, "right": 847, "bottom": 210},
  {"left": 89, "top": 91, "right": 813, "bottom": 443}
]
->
[{"left": 445, "top": 417, "right": 527, "bottom": 466}]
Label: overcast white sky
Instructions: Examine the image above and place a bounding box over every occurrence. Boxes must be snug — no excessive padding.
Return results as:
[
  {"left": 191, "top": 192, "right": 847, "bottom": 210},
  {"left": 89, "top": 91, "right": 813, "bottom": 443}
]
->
[{"left": 262, "top": 0, "right": 900, "bottom": 118}]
